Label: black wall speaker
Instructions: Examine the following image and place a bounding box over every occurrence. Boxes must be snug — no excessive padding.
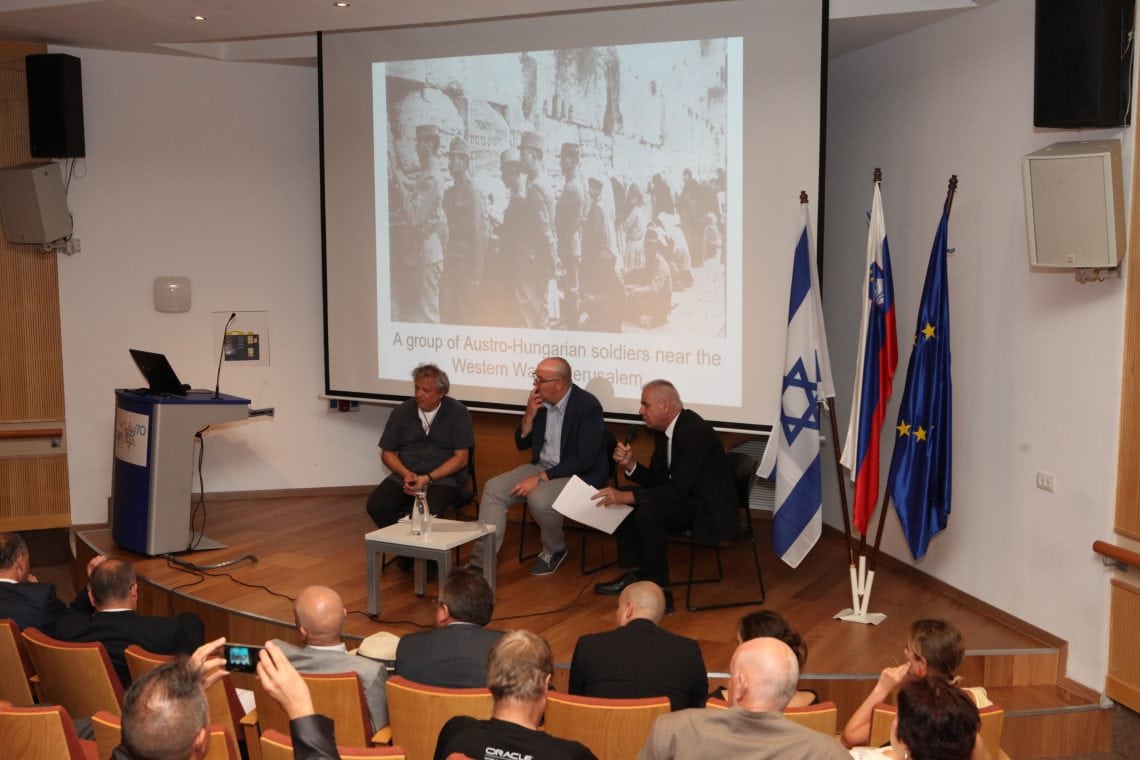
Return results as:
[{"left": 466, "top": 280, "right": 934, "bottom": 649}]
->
[
  {"left": 1034, "top": 0, "right": 1134, "bottom": 128},
  {"left": 25, "top": 53, "right": 86, "bottom": 158}
]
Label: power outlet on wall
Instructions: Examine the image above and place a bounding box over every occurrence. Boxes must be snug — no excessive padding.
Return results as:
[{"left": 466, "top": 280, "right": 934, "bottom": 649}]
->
[{"left": 1035, "top": 471, "right": 1055, "bottom": 493}]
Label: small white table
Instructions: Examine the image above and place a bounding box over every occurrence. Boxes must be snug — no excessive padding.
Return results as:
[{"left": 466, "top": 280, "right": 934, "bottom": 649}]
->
[{"left": 364, "top": 518, "right": 496, "bottom": 615}]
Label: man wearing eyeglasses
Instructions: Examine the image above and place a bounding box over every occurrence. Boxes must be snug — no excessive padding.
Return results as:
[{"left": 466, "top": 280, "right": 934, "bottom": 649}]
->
[{"left": 467, "top": 356, "right": 608, "bottom": 576}]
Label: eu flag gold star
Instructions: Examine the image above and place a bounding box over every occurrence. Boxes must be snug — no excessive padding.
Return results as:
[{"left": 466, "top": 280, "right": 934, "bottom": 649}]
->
[
  {"left": 897, "top": 420, "right": 911, "bottom": 437},
  {"left": 921, "top": 322, "right": 936, "bottom": 340},
  {"left": 914, "top": 426, "right": 927, "bottom": 441}
]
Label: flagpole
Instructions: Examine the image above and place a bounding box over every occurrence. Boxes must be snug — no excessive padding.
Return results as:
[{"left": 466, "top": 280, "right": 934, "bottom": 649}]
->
[
  {"left": 868, "top": 173, "right": 959, "bottom": 575},
  {"left": 801, "top": 190, "right": 856, "bottom": 569}
]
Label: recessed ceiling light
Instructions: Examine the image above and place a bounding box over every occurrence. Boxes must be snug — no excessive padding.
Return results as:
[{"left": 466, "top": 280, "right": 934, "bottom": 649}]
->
[
  {"left": 334, "top": 2, "right": 350, "bottom": 7},
  {"left": 193, "top": 15, "right": 206, "bottom": 22}
]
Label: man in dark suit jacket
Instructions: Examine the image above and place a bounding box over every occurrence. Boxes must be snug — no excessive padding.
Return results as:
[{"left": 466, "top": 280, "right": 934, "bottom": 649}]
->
[
  {"left": 569, "top": 581, "right": 706, "bottom": 710},
  {"left": 0, "top": 532, "right": 100, "bottom": 635},
  {"left": 396, "top": 567, "right": 502, "bottom": 688},
  {"left": 0, "top": 531, "right": 67, "bottom": 634},
  {"left": 55, "top": 558, "right": 204, "bottom": 686},
  {"left": 593, "top": 380, "right": 738, "bottom": 608},
  {"left": 468, "top": 356, "right": 608, "bottom": 576}
]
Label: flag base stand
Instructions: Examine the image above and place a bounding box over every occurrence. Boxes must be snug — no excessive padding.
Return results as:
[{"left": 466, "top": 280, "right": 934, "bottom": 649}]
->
[{"left": 834, "top": 608, "right": 887, "bottom": 625}]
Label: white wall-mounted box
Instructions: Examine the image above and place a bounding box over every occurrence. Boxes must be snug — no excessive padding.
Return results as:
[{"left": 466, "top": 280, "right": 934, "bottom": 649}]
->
[{"left": 1022, "top": 139, "right": 1125, "bottom": 269}]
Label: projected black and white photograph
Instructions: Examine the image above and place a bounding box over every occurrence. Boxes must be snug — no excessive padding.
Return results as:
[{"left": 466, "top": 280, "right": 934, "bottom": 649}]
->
[{"left": 379, "top": 39, "right": 733, "bottom": 338}]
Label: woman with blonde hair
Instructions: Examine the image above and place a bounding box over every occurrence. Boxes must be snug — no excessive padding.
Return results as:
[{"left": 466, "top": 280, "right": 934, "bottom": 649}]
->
[{"left": 842, "top": 619, "right": 989, "bottom": 748}]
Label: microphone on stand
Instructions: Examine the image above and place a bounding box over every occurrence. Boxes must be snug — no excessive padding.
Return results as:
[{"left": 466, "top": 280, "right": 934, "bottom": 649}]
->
[{"left": 214, "top": 312, "right": 236, "bottom": 399}]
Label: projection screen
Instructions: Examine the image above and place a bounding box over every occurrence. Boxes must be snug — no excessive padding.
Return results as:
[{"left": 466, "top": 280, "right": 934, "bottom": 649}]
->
[{"left": 322, "top": 0, "right": 824, "bottom": 429}]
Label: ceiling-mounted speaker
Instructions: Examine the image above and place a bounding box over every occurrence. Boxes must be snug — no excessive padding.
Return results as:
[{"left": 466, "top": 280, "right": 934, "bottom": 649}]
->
[
  {"left": 1034, "top": 0, "right": 1134, "bottom": 128},
  {"left": 26, "top": 53, "right": 87, "bottom": 158}
]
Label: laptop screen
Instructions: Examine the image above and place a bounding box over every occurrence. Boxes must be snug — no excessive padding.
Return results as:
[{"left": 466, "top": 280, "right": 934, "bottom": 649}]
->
[{"left": 129, "top": 349, "right": 188, "bottom": 396}]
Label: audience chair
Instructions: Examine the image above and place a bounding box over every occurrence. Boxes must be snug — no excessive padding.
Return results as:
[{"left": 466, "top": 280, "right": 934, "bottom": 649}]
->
[
  {"left": 92, "top": 709, "right": 240, "bottom": 760},
  {"left": 519, "top": 430, "right": 620, "bottom": 574},
  {"left": 384, "top": 675, "right": 493, "bottom": 760},
  {"left": 0, "top": 618, "right": 36, "bottom": 706},
  {"left": 259, "top": 729, "right": 407, "bottom": 760},
  {"left": 869, "top": 700, "right": 1008, "bottom": 759},
  {"left": 21, "top": 627, "right": 125, "bottom": 721},
  {"left": 543, "top": 692, "right": 670, "bottom": 760},
  {"left": 706, "top": 696, "right": 837, "bottom": 734},
  {"left": 124, "top": 644, "right": 246, "bottom": 745},
  {"left": 668, "top": 451, "right": 766, "bottom": 611},
  {"left": 242, "top": 670, "right": 383, "bottom": 760},
  {"left": 0, "top": 702, "right": 99, "bottom": 760}
]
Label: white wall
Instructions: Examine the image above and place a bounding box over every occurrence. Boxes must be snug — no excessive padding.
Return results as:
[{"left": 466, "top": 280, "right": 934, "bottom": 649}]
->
[
  {"left": 54, "top": 47, "right": 389, "bottom": 525},
  {"left": 822, "top": 0, "right": 1127, "bottom": 690}
]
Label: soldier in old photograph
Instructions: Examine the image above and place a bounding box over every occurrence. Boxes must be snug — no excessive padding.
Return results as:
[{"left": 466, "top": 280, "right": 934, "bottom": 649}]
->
[
  {"left": 516, "top": 131, "right": 556, "bottom": 329},
  {"left": 555, "top": 142, "right": 587, "bottom": 329},
  {"left": 441, "top": 136, "right": 488, "bottom": 325}
]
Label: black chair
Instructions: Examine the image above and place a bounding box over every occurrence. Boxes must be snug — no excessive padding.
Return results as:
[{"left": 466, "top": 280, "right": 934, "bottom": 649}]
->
[
  {"left": 668, "top": 450, "right": 766, "bottom": 612},
  {"left": 517, "top": 431, "right": 619, "bottom": 575}
]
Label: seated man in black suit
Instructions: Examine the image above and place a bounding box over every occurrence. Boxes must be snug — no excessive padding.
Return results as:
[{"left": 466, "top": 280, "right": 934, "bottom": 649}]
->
[
  {"left": 0, "top": 531, "right": 101, "bottom": 635},
  {"left": 592, "top": 380, "right": 739, "bottom": 610},
  {"left": 434, "top": 630, "right": 596, "bottom": 760},
  {"left": 569, "top": 580, "right": 707, "bottom": 711},
  {"left": 395, "top": 567, "right": 502, "bottom": 688},
  {"left": 55, "top": 558, "right": 205, "bottom": 686}
]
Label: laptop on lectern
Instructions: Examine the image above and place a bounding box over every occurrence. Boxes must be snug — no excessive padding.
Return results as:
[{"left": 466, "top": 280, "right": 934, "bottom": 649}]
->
[{"left": 129, "top": 349, "right": 188, "bottom": 396}]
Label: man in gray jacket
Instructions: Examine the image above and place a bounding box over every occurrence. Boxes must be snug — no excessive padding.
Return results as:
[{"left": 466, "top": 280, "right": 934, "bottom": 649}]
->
[{"left": 272, "top": 586, "right": 388, "bottom": 732}]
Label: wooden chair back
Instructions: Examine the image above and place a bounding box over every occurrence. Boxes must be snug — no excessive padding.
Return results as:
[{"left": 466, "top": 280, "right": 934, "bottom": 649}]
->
[
  {"left": 259, "top": 728, "right": 407, "bottom": 760},
  {"left": 870, "top": 700, "right": 1005, "bottom": 758},
  {"left": 384, "top": 675, "right": 493, "bottom": 760},
  {"left": 0, "top": 702, "right": 99, "bottom": 759},
  {"left": 707, "top": 696, "right": 837, "bottom": 734},
  {"left": 543, "top": 692, "right": 670, "bottom": 760},
  {"left": 249, "top": 670, "right": 373, "bottom": 747},
  {"left": 91, "top": 709, "right": 239, "bottom": 760},
  {"left": 21, "top": 627, "right": 124, "bottom": 719},
  {"left": 783, "top": 700, "right": 839, "bottom": 735},
  {"left": 124, "top": 644, "right": 246, "bottom": 743},
  {"left": 0, "top": 618, "right": 35, "bottom": 706}
]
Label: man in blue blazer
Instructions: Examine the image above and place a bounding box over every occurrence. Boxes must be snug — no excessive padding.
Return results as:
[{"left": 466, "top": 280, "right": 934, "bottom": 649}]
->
[
  {"left": 395, "top": 567, "right": 502, "bottom": 687},
  {"left": 468, "top": 356, "right": 608, "bottom": 576}
]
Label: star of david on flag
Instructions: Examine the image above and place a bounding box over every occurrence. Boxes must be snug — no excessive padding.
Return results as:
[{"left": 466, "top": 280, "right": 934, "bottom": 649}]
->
[{"left": 759, "top": 201, "right": 834, "bottom": 568}]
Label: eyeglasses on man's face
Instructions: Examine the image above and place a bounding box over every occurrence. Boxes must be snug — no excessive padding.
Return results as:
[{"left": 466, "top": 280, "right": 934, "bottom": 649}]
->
[{"left": 531, "top": 373, "right": 560, "bottom": 385}]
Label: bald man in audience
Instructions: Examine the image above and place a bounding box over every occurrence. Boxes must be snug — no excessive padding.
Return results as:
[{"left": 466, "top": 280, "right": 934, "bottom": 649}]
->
[
  {"left": 638, "top": 637, "right": 849, "bottom": 760},
  {"left": 55, "top": 557, "right": 204, "bottom": 686},
  {"left": 569, "top": 581, "right": 707, "bottom": 711},
  {"left": 271, "top": 585, "right": 389, "bottom": 731}
]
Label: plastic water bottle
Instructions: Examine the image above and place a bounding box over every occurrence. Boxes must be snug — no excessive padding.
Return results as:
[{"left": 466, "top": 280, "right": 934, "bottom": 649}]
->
[{"left": 411, "top": 491, "right": 428, "bottom": 536}]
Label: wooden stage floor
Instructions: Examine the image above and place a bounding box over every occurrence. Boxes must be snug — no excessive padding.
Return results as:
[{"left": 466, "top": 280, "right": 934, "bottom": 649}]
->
[{"left": 78, "top": 492, "right": 1058, "bottom": 681}]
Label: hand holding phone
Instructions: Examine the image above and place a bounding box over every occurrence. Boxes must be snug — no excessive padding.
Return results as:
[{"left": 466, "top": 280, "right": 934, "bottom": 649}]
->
[{"left": 223, "top": 643, "right": 263, "bottom": 674}]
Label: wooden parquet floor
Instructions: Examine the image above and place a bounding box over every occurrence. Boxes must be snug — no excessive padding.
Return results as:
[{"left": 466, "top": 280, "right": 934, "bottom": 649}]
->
[{"left": 77, "top": 492, "right": 1054, "bottom": 679}]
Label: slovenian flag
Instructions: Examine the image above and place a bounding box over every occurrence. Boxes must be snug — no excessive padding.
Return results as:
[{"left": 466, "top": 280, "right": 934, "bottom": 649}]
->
[{"left": 840, "top": 182, "right": 897, "bottom": 536}]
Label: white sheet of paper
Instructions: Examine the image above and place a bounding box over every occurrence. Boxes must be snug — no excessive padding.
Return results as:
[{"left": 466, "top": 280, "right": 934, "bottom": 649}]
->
[{"left": 552, "top": 475, "right": 632, "bottom": 535}]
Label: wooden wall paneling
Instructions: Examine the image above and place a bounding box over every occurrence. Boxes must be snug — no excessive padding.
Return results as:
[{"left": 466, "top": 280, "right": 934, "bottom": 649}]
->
[
  {"left": 0, "top": 42, "right": 72, "bottom": 531},
  {"left": 1105, "top": 578, "right": 1140, "bottom": 708}
]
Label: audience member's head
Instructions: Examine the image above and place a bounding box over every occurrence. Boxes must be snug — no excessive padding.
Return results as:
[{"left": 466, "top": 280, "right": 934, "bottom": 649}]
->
[
  {"left": 893, "top": 676, "right": 981, "bottom": 760},
  {"left": 437, "top": 567, "right": 495, "bottom": 628},
  {"left": 89, "top": 558, "right": 137, "bottom": 609},
  {"left": 737, "top": 610, "right": 808, "bottom": 669},
  {"left": 486, "top": 630, "right": 553, "bottom": 706},
  {"left": 294, "top": 586, "right": 347, "bottom": 647},
  {"left": 727, "top": 637, "right": 800, "bottom": 713},
  {"left": 907, "top": 619, "right": 964, "bottom": 680},
  {"left": 121, "top": 657, "right": 210, "bottom": 760},
  {"left": 615, "top": 580, "right": 666, "bottom": 627},
  {"left": 0, "top": 532, "right": 29, "bottom": 579}
]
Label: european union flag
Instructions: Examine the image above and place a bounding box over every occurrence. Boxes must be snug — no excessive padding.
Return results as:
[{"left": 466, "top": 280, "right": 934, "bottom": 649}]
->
[{"left": 885, "top": 202, "right": 952, "bottom": 560}]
